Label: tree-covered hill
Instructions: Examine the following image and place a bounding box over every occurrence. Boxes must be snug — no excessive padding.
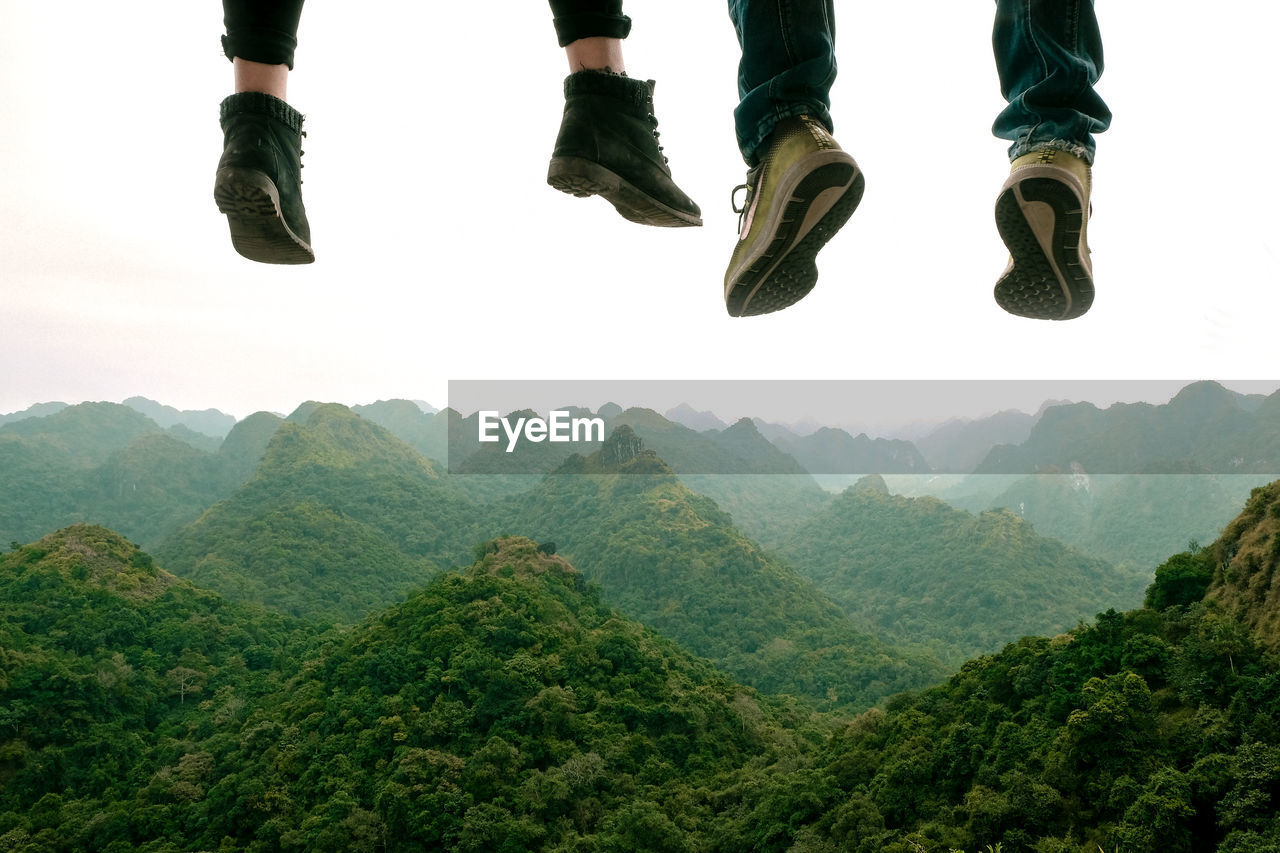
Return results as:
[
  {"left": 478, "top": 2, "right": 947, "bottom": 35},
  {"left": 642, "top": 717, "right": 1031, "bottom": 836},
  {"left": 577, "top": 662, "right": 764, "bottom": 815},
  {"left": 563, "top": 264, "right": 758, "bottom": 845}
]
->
[
  {"left": 488, "top": 429, "right": 948, "bottom": 711},
  {"left": 154, "top": 403, "right": 484, "bottom": 624},
  {"left": 725, "top": 486, "right": 1280, "bottom": 852},
  {"left": 1205, "top": 479, "right": 1280, "bottom": 652},
  {"left": 914, "top": 408, "right": 1040, "bottom": 473},
  {"left": 978, "top": 470, "right": 1269, "bottom": 571},
  {"left": 776, "top": 475, "right": 1149, "bottom": 664},
  {"left": 0, "top": 525, "right": 323, "bottom": 850},
  {"left": 0, "top": 403, "right": 274, "bottom": 550},
  {"left": 122, "top": 396, "right": 237, "bottom": 439},
  {"left": 976, "top": 380, "right": 1280, "bottom": 475},
  {"left": 6, "top": 492, "right": 1280, "bottom": 850},
  {"left": 0, "top": 531, "right": 819, "bottom": 852},
  {"left": 767, "top": 425, "right": 930, "bottom": 475},
  {"left": 195, "top": 536, "right": 814, "bottom": 852},
  {"left": 351, "top": 398, "right": 449, "bottom": 465},
  {"left": 0, "top": 401, "right": 161, "bottom": 468}
]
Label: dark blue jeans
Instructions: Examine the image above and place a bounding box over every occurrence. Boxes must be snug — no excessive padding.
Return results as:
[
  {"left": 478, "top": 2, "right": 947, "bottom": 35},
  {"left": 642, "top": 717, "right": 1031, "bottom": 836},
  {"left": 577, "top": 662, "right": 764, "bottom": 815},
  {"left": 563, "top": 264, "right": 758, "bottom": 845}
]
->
[
  {"left": 727, "top": 0, "right": 1110, "bottom": 167},
  {"left": 992, "top": 0, "right": 1110, "bottom": 164}
]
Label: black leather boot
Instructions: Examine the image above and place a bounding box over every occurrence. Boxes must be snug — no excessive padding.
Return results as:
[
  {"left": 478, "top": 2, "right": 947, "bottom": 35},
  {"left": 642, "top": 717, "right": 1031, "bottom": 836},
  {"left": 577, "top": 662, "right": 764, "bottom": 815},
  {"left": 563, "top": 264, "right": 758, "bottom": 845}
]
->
[
  {"left": 547, "top": 71, "right": 701, "bottom": 227},
  {"left": 214, "top": 92, "right": 314, "bottom": 264}
]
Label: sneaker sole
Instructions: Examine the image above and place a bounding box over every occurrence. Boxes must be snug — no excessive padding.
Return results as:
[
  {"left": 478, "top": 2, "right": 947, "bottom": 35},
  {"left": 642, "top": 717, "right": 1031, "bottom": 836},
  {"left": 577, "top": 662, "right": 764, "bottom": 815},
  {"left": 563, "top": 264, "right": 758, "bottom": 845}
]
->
[
  {"left": 214, "top": 167, "right": 315, "bottom": 265},
  {"left": 547, "top": 156, "right": 702, "bottom": 227},
  {"left": 725, "top": 157, "right": 862, "bottom": 317},
  {"left": 993, "top": 177, "right": 1091, "bottom": 320}
]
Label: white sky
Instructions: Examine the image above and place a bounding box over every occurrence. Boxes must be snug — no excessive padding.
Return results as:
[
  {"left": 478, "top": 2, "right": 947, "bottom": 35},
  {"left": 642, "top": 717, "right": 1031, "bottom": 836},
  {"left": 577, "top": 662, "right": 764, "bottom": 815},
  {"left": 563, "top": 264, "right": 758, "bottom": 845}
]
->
[{"left": 3, "top": 3, "right": 1279, "bottom": 422}]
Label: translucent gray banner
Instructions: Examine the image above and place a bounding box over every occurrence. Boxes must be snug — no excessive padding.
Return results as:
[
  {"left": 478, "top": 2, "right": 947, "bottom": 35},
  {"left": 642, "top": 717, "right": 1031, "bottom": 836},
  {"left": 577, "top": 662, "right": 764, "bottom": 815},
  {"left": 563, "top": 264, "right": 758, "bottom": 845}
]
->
[{"left": 445, "top": 379, "right": 1280, "bottom": 476}]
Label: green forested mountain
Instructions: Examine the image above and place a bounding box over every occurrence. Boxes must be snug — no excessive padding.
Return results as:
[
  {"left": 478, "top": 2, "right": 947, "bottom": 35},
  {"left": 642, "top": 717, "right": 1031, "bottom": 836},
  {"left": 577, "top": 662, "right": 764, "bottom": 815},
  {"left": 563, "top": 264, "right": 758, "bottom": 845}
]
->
[
  {"left": 678, "top": 473, "right": 833, "bottom": 549},
  {"left": 976, "top": 380, "right": 1280, "bottom": 474},
  {"left": 0, "top": 531, "right": 815, "bottom": 852},
  {"left": 6, "top": 485, "right": 1280, "bottom": 850},
  {"left": 155, "top": 403, "right": 483, "bottom": 624},
  {"left": 1205, "top": 479, "right": 1280, "bottom": 651},
  {"left": 0, "top": 401, "right": 161, "bottom": 468},
  {"left": 979, "top": 471, "right": 1270, "bottom": 570},
  {"left": 122, "top": 396, "right": 237, "bottom": 439},
  {"left": 767, "top": 426, "right": 930, "bottom": 475},
  {"left": 0, "top": 401, "right": 68, "bottom": 425},
  {"left": 488, "top": 429, "right": 948, "bottom": 711},
  {"left": 0, "top": 404, "right": 279, "bottom": 551},
  {"left": 78, "top": 433, "right": 234, "bottom": 549},
  {"left": 777, "top": 476, "right": 1149, "bottom": 664},
  {"left": 664, "top": 402, "right": 728, "bottom": 432},
  {"left": 351, "top": 398, "right": 449, "bottom": 465},
  {"left": 914, "top": 408, "right": 1040, "bottom": 473},
  {"left": 190, "top": 537, "right": 814, "bottom": 852},
  {"left": 0, "top": 525, "right": 323, "bottom": 850},
  {"left": 727, "top": 485, "right": 1280, "bottom": 852}
]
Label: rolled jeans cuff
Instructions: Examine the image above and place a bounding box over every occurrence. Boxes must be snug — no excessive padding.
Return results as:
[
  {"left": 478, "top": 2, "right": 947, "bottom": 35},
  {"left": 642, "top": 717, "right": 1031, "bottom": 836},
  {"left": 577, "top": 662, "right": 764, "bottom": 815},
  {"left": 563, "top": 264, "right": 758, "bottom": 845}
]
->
[
  {"left": 221, "top": 31, "right": 299, "bottom": 70},
  {"left": 1007, "top": 136, "right": 1094, "bottom": 165},
  {"left": 552, "top": 13, "right": 632, "bottom": 47}
]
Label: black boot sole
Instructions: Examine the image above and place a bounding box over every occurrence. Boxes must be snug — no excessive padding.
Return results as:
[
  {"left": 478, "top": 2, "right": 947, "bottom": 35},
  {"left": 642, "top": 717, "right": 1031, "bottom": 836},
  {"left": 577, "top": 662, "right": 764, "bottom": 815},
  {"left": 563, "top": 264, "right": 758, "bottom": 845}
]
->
[
  {"left": 725, "top": 162, "right": 863, "bottom": 317},
  {"left": 214, "top": 167, "right": 315, "bottom": 265},
  {"left": 993, "top": 177, "right": 1091, "bottom": 320},
  {"left": 547, "top": 156, "right": 702, "bottom": 228}
]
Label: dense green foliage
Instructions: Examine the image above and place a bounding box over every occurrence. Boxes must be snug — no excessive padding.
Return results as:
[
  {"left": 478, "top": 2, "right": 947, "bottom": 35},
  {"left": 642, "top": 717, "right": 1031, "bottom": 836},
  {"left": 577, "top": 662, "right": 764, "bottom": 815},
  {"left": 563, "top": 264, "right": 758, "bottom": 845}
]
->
[
  {"left": 155, "top": 404, "right": 483, "bottom": 624},
  {"left": 977, "top": 473, "right": 1268, "bottom": 571},
  {"left": 677, "top": 474, "right": 832, "bottom": 549},
  {"left": 187, "top": 537, "right": 818, "bottom": 852},
  {"left": 729, "top": 601, "right": 1280, "bottom": 852},
  {"left": 489, "top": 436, "right": 947, "bottom": 711},
  {"left": 1204, "top": 480, "right": 1280, "bottom": 652},
  {"left": 8, "top": 394, "right": 1280, "bottom": 851},
  {"left": 777, "top": 478, "right": 1149, "bottom": 664},
  {"left": 1146, "top": 547, "right": 1215, "bottom": 610},
  {"left": 0, "top": 532, "right": 822, "bottom": 852},
  {"left": 0, "top": 403, "right": 275, "bottom": 551},
  {"left": 0, "top": 526, "right": 322, "bottom": 851},
  {"left": 5, "top": 476, "right": 1280, "bottom": 851}
]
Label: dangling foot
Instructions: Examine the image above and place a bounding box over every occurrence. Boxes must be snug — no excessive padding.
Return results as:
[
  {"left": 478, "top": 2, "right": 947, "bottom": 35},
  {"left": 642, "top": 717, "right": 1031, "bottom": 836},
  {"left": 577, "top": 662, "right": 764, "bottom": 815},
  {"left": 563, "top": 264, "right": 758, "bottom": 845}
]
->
[
  {"left": 993, "top": 147, "right": 1093, "bottom": 319},
  {"left": 214, "top": 92, "right": 314, "bottom": 264},
  {"left": 546, "top": 71, "right": 701, "bottom": 227},
  {"left": 723, "top": 115, "right": 863, "bottom": 317}
]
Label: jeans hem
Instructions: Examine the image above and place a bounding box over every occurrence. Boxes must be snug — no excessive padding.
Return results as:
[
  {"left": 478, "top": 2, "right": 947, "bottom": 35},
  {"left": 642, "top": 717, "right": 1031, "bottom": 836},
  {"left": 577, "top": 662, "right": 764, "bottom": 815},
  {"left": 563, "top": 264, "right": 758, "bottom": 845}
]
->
[{"left": 1008, "top": 137, "right": 1094, "bottom": 165}]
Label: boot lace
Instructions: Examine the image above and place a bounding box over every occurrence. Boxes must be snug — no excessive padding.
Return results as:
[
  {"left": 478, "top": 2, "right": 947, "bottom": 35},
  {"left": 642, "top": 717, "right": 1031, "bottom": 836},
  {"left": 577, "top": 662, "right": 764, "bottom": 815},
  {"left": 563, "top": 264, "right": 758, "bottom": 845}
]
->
[
  {"left": 730, "top": 167, "right": 760, "bottom": 232},
  {"left": 646, "top": 113, "right": 667, "bottom": 163}
]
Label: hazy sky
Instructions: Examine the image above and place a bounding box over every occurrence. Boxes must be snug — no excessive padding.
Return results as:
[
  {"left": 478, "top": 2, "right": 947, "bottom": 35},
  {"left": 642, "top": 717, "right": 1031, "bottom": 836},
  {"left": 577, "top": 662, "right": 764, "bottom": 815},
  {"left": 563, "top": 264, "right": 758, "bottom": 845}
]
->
[{"left": 4, "top": 3, "right": 1278, "bottom": 421}]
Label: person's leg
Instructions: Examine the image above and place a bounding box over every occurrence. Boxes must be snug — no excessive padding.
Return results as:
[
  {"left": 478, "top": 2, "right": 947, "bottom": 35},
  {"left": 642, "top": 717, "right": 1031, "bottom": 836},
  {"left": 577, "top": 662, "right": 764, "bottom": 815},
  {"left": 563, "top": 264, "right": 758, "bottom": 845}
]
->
[
  {"left": 214, "top": 0, "right": 313, "bottom": 264},
  {"left": 545, "top": 1, "right": 701, "bottom": 227},
  {"left": 233, "top": 59, "right": 288, "bottom": 101},
  {"left": 721, "top": 0, "right": 863, "bottom": 317},
  {"left": 990, "top": 0, "right": 1110, "bottom": 320}
]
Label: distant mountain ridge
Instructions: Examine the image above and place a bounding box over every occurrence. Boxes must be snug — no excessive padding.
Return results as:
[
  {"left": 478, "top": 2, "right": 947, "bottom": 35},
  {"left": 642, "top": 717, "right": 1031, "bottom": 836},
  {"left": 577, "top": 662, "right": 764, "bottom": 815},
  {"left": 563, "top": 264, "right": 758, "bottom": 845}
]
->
[
  {"left": 976, "top": 380, "right": 1280, "bottom": 474},
  {"left": 123, "top": 396, "right": 237, "bottom": 438},
  {"left": 777, "top": 475, "right": 1149, "bottom": 664}
]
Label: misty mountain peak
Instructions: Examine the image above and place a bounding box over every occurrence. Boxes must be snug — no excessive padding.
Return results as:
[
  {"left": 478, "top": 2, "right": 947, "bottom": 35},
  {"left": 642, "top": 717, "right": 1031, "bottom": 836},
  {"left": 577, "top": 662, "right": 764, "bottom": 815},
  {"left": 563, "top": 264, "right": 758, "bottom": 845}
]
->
[{"left": 600, "top": 424, "right": 645, "bottom": 468}]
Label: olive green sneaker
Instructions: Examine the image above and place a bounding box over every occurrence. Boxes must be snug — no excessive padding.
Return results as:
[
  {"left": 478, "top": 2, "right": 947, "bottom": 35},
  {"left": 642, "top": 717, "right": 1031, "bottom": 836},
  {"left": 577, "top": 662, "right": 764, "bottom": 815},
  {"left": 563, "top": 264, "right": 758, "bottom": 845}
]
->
[
  {"left": 723, "top": 115, "right": 863, "bottom": 317},
  {"left": 994, "top": 147, "right": 1093, "bottom": 320}
]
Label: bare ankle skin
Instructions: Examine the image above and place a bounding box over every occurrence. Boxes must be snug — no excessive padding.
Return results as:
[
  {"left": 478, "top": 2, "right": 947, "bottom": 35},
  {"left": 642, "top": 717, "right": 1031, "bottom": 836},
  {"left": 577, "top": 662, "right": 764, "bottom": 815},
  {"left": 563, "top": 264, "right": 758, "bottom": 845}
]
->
[
  {"left": 233, "top": 58, "right": 289, "bottom": 100},
  {"left": 564, "top": 37, "right": 625, "bottom": 75}
]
